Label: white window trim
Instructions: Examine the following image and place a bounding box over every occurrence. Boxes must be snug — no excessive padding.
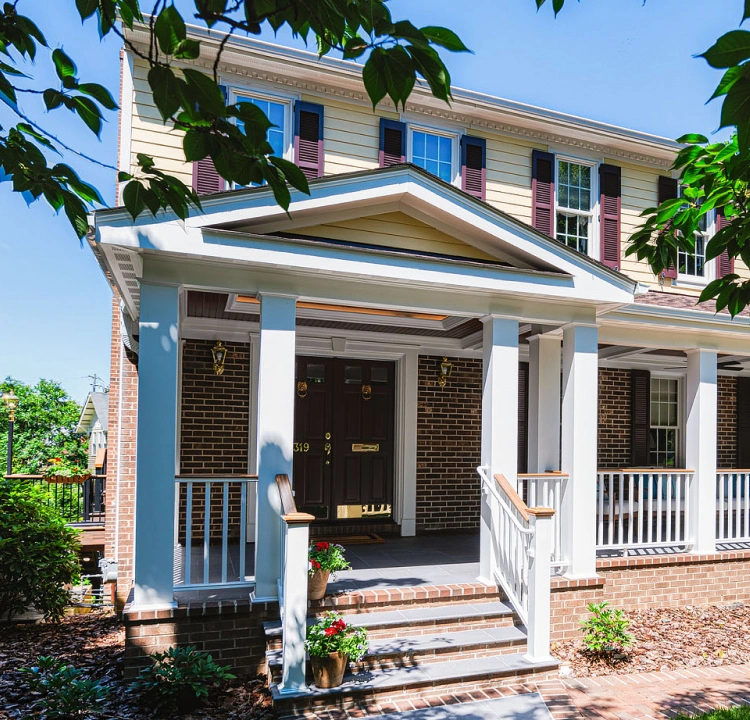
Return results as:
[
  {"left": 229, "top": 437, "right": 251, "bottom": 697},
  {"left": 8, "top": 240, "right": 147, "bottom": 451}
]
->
[
  {"left": 650, "top": 374, "right": 683, "bottom": 469},
  {"left": 554, "top": 155, "right": 600, "bottom": 262},
  {"left": 676, "top": 210, "right": 716, "bottom": 288},
  {"left": 405, "top": 122, "right": 461, "bottom": 188},
  {"left": 227, "top": 86, "right": 295, "bottom": 162}
]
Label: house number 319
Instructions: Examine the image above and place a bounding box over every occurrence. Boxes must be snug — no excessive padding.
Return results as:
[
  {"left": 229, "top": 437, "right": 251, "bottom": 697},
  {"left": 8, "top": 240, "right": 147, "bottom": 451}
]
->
[{"left": 294, "top": 442, "right": 310, "bottom": 453}]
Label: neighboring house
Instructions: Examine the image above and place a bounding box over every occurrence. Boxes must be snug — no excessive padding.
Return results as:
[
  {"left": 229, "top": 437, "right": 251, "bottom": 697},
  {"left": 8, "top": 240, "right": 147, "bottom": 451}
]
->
[
  {"left": 92, "top": 23, "right": 750, "bottom": 713},
  {"left": 76, "top": 391, "right": 109, "bottom": 472}
]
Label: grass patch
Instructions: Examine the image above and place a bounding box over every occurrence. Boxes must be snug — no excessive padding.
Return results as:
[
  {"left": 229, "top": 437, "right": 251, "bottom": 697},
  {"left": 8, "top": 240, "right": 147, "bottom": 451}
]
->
[{"left": 675, "top": 708, "right": 750, "bottom": 720}]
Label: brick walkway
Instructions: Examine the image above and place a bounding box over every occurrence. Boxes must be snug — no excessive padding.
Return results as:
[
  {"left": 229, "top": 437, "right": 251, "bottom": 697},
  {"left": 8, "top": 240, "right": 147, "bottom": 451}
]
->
[{"left": 561, "top": 664, "right": 750, "bottom": 719}]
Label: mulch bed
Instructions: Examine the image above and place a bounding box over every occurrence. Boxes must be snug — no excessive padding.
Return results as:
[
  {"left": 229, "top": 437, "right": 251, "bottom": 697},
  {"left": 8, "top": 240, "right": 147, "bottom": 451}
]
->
[
  {"left": 0, "top": 611, "right": 274, "bottom": 719},
  {"left": 553, "top": 603, "right": 750, "bottom": 677}
]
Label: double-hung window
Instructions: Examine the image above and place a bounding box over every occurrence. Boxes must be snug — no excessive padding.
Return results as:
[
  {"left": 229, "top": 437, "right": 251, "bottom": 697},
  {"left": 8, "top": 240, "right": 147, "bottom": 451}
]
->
[
  {"left": 233, "top": 91, "right": 290, "bottom": 158},
  {"left": 555, "top": 159, "right": 595, "bottom": 256},
  {"left": 649, "top": 377, "right": 679, "bottom": 468},
  {"left": 409, "top": 127, "right": 456, "bottom": 184},
  {"left": 677, "top": 207, "right": 713, "bottom": 282}
]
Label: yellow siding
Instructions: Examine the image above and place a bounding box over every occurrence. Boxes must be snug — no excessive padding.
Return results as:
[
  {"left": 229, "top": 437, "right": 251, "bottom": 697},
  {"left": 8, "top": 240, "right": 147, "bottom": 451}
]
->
[
  {"left": 296, "top": 211, "right": 499, "bottom": 261},
  {"left": 483, "top": 134, "right": 537, "bottom": 225}
]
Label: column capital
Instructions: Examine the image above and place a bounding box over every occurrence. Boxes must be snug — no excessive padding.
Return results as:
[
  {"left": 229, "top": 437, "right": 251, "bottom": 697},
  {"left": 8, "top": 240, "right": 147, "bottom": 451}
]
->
[
  {"left": 480, "top": 313, "right": 520, "bottom": 324},
  {"left": 685, "top": 347, "right": 718, "bottom": 357},
  {"left": 257, "top": 291, "right": 299, "bottom": 302},
  {"left": 527, "top": 333, "right": 563, "bottom": 345},
  {"left": 559, "top": 321, "right": 600, "bottom": 332}
]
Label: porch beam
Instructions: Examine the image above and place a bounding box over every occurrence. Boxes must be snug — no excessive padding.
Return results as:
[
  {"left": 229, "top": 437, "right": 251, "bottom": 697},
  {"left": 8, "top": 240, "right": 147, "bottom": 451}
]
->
[
  {"left": 254, "top": 293, "right": 298, "bottom": 601},
  {"left": 133, "top": 282, "right": 181, "bottom": 608},
  {"left": 560, "top": 323, "right": 598, "bottom": 578},
  {"left": 528, "top": 334, "right": 561, "bottom": 473},
  {"left": 686, "top": 349, "right": 717, "bottom": 555},
  {"left": 479, "top": 316, "right": 519, "bottom": 584}
]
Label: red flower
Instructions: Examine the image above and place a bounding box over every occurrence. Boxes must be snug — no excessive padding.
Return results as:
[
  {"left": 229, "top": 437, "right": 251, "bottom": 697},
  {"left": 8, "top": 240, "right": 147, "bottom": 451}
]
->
[
  {"left": 333, "top": 619, "right": 346, "bottom": 631},
  {"left": 311, "top": 560, "right": 321, "bottom": 570},
  {"left": 324, "top": 627, "right": 338, "bottom": 636},
  {"left": 316, "top": 541, "right": 330, "bottom": 551}
]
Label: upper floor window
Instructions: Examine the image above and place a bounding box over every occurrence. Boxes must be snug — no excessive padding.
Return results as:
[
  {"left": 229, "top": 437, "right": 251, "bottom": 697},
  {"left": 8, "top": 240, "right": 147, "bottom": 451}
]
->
[
  {"left": 556, "top": 159, "right": 594, "bottom": 255},
  {"left": 678, "top": 207, "right": 713, "bottom": 282},
  {"left": 409, "top": 127, "right": 456, "bottom": 184},
  {"left": 650, "top": 377, "right": 679, "bottom": 468},
  {"left": 233, "top": 91, "right": 290, "bottom": 158}
]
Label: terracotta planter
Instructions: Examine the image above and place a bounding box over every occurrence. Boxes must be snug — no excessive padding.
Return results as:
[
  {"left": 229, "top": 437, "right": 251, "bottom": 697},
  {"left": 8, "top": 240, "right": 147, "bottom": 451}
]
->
[
  {"left": 310, "top": 652, "right": 348, "bottom": 688},
  {"left": 308, "top": 568, "right": 331, "bottom": 600}
]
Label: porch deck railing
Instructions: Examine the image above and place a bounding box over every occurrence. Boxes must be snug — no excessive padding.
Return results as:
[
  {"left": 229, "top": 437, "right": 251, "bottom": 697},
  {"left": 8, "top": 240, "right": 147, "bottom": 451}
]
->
[
  {"left": 477, "top": 466, "right": 554, "bottom": 661},
  {"left": 595, "top": 470, "right": 694, "bottom": 553},
  {"left": 518, "top": 472, "right": 568, "bottom": 571},
  {"left": 173, "top": 475, "right": 257, "bottom": 589},
  {"left": 716, "top": 470, "right": 750, "bottom": 542},
  {"left": 6, "top": 473, "right": 105, "bottom": 524}
]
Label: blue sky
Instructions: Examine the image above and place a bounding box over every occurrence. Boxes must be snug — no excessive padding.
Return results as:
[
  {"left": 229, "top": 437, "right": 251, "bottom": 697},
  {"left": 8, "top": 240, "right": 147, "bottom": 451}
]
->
[{"left": 0, "top": 0, "right": 742, "bottom": 403}]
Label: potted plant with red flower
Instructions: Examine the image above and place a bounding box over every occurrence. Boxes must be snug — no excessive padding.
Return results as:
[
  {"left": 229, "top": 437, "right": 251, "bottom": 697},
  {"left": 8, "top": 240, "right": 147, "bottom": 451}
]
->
[
  {"left": 308, "top": 541, "right": 350, "bottom": 600},
  {"left": 305, "top": 611, "right": 368, "bottom": 688}
]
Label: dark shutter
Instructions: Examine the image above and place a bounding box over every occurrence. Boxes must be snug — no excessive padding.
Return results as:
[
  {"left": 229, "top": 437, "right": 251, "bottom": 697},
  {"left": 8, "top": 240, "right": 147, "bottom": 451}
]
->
[
  {"left": 192, "top": 84, "right": 227, "bottom": 195},
  {"left": 518, "top": 361, "right": 529, "bottom": 474},
  {"left": 461, "top": 135, "right": 486, "bottom": 200},
  {"left": 716, "top": 207, "right": 734, "bottom": 278},
  {"left": 630, "top": 369, "right": 651, "bottom": 467},
  {"left": 658, "top": 175, "right": 678, "bottom": 279},
  {"left": 738, "top": 378, "right": 750, "bottom": 468},
  {"left": 599, "top": 164, "right": 622, "bottom": 270},
  {"left": 379, "top": 118, "right": 406, "bottom": 167},
  {"left": 532, "top": 149, "right": 555, "bottom": 237},
  {"left": 294, "top": 101, "right": 324, "bottom": 179}
]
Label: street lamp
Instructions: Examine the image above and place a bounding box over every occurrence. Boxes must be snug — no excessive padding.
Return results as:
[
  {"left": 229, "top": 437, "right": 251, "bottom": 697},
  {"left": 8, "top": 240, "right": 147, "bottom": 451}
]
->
[{"left": 2, "top": 390, "right": 19, "bottom": 476}]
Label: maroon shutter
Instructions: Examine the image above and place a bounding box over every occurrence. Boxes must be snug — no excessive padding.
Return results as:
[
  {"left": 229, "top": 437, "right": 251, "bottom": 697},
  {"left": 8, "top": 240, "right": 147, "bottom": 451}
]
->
[
  {"left": 630, "top": 369, "right": 651, "bottom": 467},
  {"left": 518, "top": 361, "right": 529, "bottom": 474},
  {"left": 294, "top": 101, "right": 324, "bottom": 180},
  {"left": 191, "top": 84, "right": 227, "bottom": 196},
  {"left": 461, "top": 135, "right": 486, "bottom": 200},
  {"left": 738, "top": 377, "right": 750, "bottom": 467},
  {"left": 658, "top": 176, "right": 678, "bottom": 279},
  {"left": 599, "top": 164, "right": 622, "bottom": 270},
  {"left": 716, "top": 207, "right": 735, "bottom": 278},
  {"left": 379, "top": 119, "right": 406, "bottom": 167},
  {"left": 532, "top": 150, "right": 555, "bottom": 237}
]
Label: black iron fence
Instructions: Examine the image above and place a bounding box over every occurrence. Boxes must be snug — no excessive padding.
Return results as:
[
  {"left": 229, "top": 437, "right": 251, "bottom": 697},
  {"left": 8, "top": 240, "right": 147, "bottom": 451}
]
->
[{"left": 6, "top": 474, "right": 106, "bottom": 524}]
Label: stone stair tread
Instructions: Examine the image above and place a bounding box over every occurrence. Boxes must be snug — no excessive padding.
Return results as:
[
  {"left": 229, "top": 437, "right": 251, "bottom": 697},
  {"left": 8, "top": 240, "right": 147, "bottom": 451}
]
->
[
  {"left": 264, "top": 600, "right": 516, "bottom": 637},
  {"left": 372, "top": 693, "right": 553, "bottom": 720},
  {"left": 270, "top": 652, "right": 558, "bottom": 701},
  {"left": 266, "top": 625, "right": 527, "bottom": 666}
]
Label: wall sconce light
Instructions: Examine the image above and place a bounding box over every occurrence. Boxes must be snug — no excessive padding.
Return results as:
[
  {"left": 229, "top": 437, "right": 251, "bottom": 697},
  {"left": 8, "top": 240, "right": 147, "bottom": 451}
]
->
[
  {"left": 211, "top": 340, "right": 228, "bottom": 375},
  {"left": 438, "top": 357, "right": 453, "bottom": 388}
]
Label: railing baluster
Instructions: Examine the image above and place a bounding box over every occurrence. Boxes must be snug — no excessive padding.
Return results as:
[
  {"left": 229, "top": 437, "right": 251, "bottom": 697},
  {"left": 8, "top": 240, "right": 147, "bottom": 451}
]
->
[
  {"left": 239, "top": 482, "right": 247, "bottom": 583},
  {"left": 203, "top": 482, "right": 210, "bottom": 585},
  {"left": 221, "top": 482, "right": 229, "bottom": 584},
  {"left": 744, "top": 473, "right": 749, "bottom": 540},
  {"left": 185, "top": 482, "right": 193, "bottom": 586}
]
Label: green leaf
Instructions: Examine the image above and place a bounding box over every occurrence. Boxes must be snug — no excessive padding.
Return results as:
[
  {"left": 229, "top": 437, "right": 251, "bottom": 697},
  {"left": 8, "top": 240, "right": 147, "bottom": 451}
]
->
[
  {"left": 269, "top": 155, "right": 310, "bottom": 195},
  {"left": 362, "top": 49, "right": 388, "bottom": 108},
  {"left": 173, "top": 39, "right": 200, "bottom": 60},
  {"left": 52, "top": 49, "right": 77, "bottom": 80},
  {"left": 147, "top": 65, "right": 181, "bottom": 119},
  {"left": 77, "top": 83, "right": 117, "bottom": 110},
  {"left": 676, "top": 133, "right": 708, "bottom": 144},
  {"left": 183, "top": 129, "right": 209, "bottom": 161},
  {"left": 155, "top": 4, "right": 186, "bottom": 56},
  {"left": 744, "top": 0, "right": 750, "bottom": 22},
  {"left": 62, "top": 192, "right": 89, "bottom": 238},
  {"left": 72, "top": 96, "right": 103, "bottom": 136},
  {"left": 700, "top": 30, "right": 750, "bottom": 69},
  {"left": 122, "top": 180, "right": 147, "bottom": 220},
  {"left": 43, "top": 89, "right": 64, "bottom": 110},
  {"left": 75, "top": 0, "right": 98, "bottom": 20},
  {"left": 419, "top": 26, "right": 470, "bottom": 53},
  {"left": 182, "top": 68, "right": 226, "bottom": 116},
  {"left": 709, "top": 65, "right": 745, "bottom": 101},
  {"left": 719, "top": 75, "right": 750, "bottom": 150}
]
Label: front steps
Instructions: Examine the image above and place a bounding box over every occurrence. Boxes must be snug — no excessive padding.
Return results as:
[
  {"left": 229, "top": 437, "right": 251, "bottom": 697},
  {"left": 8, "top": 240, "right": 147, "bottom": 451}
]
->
[{"left": 265, "top": 583, "right": 558, "bottom": 718}]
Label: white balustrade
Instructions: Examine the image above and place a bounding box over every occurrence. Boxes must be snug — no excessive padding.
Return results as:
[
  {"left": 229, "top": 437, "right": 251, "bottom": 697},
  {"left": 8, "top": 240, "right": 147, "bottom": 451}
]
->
[
  {"left": 716, "top": 471, "right": 750, "bottom": 542},
  {"left": 595, "top": 470, "right": 694, "bottom": 553},
  {"left": 518, "top": 473, "right": 567, "bottom": 571},
  {"left": 174, "top": 476, "right": 257, "bottom": 589}
]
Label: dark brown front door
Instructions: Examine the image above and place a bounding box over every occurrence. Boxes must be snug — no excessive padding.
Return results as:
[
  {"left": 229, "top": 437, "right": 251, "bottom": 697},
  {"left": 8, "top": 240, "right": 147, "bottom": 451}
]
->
[{"left": 294, "top": 356, "right": 395, "bottom": 521}]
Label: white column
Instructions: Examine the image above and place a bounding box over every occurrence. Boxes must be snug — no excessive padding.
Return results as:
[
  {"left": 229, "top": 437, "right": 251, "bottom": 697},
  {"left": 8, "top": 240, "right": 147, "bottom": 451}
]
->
[
  {"left": 254, "top": 293, "right": 297, "bottom": 601},
  {"left": 398, "top": 351, "right": 418, "bottom": 537},
  {"left": 133, "top": 282, "right": 181, "bottom": 608},
  {"left": 279, "top": 515, "right": 313, "bottom": 694},
  {"left": 479, "top": 316, "right": 519, "bottom": 583},
  {"left": 560, "top": 324, "right": 598, "bottom": 578},
  {"left": 686, "top": 349, "right": 717, "bottom": 555},
  {"left": 528, "top": 335, "right": 562, "bottom": 473},
  {"left": 525, "top": 509, "right": 554, "bottom": 662}
]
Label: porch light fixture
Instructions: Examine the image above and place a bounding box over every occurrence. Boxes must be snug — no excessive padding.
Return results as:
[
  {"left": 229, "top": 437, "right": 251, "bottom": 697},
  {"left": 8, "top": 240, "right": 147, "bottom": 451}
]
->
[
  {"left": 211, "top": 340, "right": 228, "bottom": 376},
  {"left": 437, "top": 357, "right": 453, "bottom": 388}
]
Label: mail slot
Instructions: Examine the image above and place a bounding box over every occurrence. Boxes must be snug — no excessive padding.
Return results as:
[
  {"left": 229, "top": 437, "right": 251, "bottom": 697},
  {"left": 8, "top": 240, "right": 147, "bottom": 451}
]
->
[{"left": 352, "top": 443, "right": 380, "bottom": 452}]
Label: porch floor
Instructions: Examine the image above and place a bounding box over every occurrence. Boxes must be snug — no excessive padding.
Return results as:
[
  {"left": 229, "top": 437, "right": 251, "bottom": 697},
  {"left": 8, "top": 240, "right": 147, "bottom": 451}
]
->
[{"left": 326, "top": 532, "right": 480, "bottom": 593}]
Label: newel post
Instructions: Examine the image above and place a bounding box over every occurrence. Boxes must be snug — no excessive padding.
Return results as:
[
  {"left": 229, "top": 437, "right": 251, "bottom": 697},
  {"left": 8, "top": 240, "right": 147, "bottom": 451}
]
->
[{"left": 526, "top": 507, "right": 555, "bottom": 662}]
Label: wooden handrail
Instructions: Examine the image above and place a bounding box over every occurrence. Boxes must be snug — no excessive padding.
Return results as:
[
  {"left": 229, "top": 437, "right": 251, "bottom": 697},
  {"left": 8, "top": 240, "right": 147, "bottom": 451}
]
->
[
  {"left": 5, "top": 474, "right": 44, "bottom": 479},
  {"left": 275, "top": 473, "right": 297, "bottom": 516},
  {"left": 493, "top": 474, "right": 555, "bottom": 522},
  {"left": 717, "top": 469, "right": 750, "bottom": 473}
]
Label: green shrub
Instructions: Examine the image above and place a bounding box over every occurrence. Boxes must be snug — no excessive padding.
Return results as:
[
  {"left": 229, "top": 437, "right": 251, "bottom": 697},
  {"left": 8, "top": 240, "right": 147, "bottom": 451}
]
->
[
  {"left": 21, "top": 656, "right": 110, "bottom": 719},
  {"left": 133, "top": 645, "right": 236, "bottom": 713},
  {"left": 0, "top": 477, "right": 81, "bottom": 621},
  {"left": 580, "top": 601, "right": 634, "bottom": 655}
]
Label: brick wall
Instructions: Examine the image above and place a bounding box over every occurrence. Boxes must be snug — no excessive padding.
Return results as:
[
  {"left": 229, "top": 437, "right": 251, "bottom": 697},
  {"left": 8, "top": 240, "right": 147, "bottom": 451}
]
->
[
  {"left": 416, "top": 356, "right": 482, "bottom": 532},
  {"left": 597, "top": 368, "right": 631, "bottom": 469},
  {"left": 718, "top": 375, "right": 737, "bottom": 469}
]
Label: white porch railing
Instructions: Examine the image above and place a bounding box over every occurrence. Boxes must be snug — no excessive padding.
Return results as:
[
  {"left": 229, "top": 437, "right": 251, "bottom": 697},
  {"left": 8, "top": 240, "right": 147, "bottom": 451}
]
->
[
  {"left": 173, "top": 476, "right": 257, "bottom": 589},
  {"left": 477, "top": 466, "right": 554, "bottom": 661},
  {"left": 518, "top": 472, "right": 568, "bottom": 571},
  {"left": 717, "top": 470, "right": 750, "bottom": 542},
  {"left": 595, "top": 470, "right": 694, "bottom": 553}
]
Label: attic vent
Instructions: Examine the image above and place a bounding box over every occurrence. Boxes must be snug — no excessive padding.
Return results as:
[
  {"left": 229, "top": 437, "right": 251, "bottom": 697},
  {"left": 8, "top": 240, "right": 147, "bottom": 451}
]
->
[{"left": 114, "top": 251, "right": 131, "bottom": 263}]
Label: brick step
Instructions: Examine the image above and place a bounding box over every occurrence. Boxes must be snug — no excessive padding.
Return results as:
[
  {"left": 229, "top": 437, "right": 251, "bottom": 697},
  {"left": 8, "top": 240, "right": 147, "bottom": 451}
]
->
[
  {"left": 270, "top": 652, "right": 559, "bottom": 718},
  {"left": 267, "top": 625, "right": 528, "bottom": 681},
  {"left": 264, "top": 600, "right": 519, "bottom": 650},
  {"left": 311, "top": 582, "right": 503, "bottom": 615}
]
